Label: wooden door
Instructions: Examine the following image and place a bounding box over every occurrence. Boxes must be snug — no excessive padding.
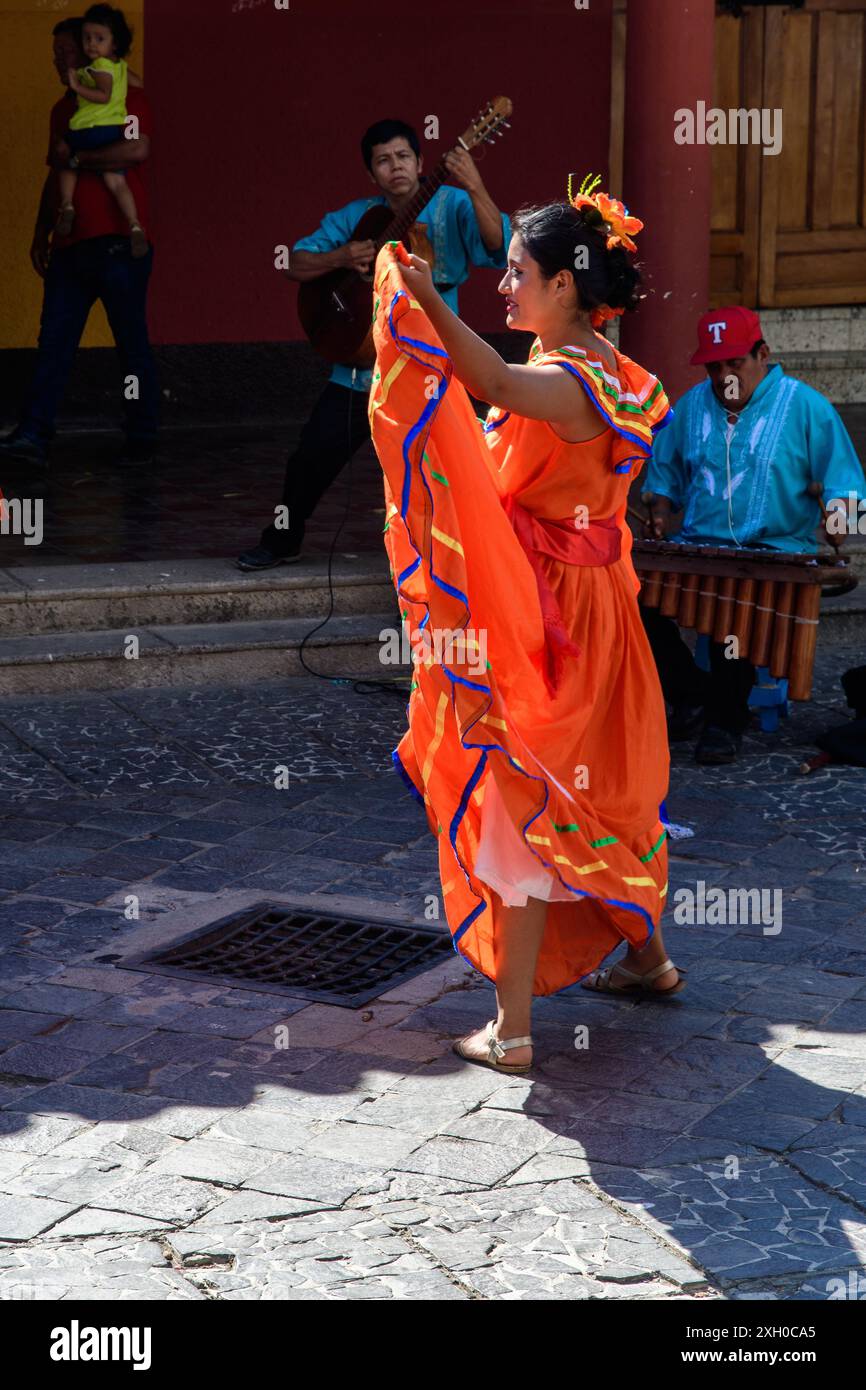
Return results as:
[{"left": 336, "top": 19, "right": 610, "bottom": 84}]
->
[{"left": 710, "top": 0, "right": 866, "bottom": 307}]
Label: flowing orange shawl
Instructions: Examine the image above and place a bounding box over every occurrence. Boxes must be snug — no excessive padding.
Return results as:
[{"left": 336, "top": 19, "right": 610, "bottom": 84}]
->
[{"left": 369, "top": 242, "right": 673, "bottom": 996}]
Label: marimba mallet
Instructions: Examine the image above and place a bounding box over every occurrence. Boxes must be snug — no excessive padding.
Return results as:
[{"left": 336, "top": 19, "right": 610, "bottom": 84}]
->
[{"left": 807, "top": 479, "right": 844, "bottom": 555}]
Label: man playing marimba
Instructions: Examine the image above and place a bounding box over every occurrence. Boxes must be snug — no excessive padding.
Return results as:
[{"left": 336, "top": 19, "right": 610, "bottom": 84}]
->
[{"left": 642, "top": 307, "right": 865, "bottom": 764}]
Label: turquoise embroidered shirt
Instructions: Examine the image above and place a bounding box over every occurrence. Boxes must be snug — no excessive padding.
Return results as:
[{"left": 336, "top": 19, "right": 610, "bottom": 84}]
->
[
  {"left": 646, "top": 364, "right": 866, "bottom": 553},
  {"left": 293, "top": 185, "right": 509, "bottom": 393}
]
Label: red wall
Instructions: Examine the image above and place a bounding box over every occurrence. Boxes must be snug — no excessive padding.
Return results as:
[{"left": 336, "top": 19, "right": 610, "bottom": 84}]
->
[{"left": 144, "top": 0, "right": 613, "bottom": 345}]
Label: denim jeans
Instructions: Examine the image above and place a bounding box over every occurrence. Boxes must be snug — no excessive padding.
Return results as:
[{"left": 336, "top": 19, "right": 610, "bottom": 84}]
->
[{"left": 20, "top": 235, "right": 159, "bottom": 446}]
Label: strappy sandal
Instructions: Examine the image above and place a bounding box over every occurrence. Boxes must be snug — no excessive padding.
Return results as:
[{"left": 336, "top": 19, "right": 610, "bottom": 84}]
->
[
  {"left": 55, "top": 205, "right": 75, "bottom": 237},
  {"left": 452, "top": 1019, "right": 533, "bottom": 1073},
  {"left": 581, "top": 957, "right": 687, "bottom": 997},
  {"left": 129, "top": 224, "right": 148, "bottom": 258}
]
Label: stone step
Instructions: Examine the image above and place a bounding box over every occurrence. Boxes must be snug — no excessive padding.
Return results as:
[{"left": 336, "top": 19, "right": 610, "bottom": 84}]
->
[
  {"left": 759, "top": 307, "right": 866, "bottom": 404},
  {"left": 0, "top": 555, "right": 397, "bottom": 637},
  {"left": 775, "top": 351, "right": 866, "bottom": 405},
  {"left": 0, "top": 611, "right": 406, "bottom": 696},
  {"left": 815, "top": 587, "right": 866, "bottom": 647},
  {"left": 1, "top": 591, "right": 863, "bottom": 697}
]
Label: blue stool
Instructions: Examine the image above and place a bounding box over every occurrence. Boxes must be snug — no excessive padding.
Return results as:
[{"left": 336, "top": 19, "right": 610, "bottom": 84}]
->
[{"left": 694, "top": 633, "right": 789, "bottom": 733}]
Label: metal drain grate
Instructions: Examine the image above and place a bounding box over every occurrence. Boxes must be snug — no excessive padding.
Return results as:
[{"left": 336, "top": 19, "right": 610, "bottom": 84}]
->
[{"left": 124, "top": 902, "right": 453, "bottom": 1007}]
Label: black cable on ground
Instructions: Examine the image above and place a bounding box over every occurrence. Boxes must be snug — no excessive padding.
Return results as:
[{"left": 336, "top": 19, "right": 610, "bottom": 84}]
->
[{"left": 296, "top": 379, "right": 411, "bottom": 703}]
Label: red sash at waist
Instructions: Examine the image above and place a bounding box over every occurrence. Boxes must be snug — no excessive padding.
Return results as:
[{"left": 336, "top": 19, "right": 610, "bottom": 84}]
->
[{"left": 501, "top": 495, "right": 622, "bottom": 698}]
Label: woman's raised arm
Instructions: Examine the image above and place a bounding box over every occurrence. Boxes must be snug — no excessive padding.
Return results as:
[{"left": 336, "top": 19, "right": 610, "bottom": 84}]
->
[{"left": 400, "top": 254, "right": 596, "bottom": 436}]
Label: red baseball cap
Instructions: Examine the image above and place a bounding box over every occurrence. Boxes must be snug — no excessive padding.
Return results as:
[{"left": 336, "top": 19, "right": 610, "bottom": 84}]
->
[{"left": 690, "top": 307, "right": 764, "bottom": 365}]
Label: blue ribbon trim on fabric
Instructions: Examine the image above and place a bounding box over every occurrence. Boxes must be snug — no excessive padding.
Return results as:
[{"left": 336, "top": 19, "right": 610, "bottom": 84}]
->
[
  {"left": 482, "top": 412, "right": 511, "bottom": 434},
  {"left": 553, "top": 360, "right": 653, "bottom": 456},
  {"left": 652, "top": 405, "right": 675, "bottom": 435},
  {"left": 397, "top": 556, "right": 421, "bottom": 586},
  {"left": 392, "top": 747, "right": 424, "bottom": 805}
]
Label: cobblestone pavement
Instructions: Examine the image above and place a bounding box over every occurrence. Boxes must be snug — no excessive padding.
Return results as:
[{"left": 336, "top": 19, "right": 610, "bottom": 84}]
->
[{"left": 0, "top": 644, "right": 865, "bottom": 1301}]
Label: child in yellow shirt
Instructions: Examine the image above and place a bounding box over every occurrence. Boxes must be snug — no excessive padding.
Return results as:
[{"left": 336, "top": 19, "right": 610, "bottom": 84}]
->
[{"left": 56, "top": 4, "right": 147, "bottom": 258}]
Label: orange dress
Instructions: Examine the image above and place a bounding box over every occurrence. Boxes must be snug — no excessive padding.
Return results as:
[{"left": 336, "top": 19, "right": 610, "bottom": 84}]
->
[{"left": 369, "top": 243, "right": 673, "bottom": 997}]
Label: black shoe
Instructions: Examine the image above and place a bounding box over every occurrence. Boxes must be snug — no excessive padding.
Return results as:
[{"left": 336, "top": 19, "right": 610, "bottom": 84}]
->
[
  {"left": 0, "top": 431, "right": 47, "bottom": 465},
  {"left": 236, "top": 543, "right": 301, "bottom": 571},
  {"left": 695, "top": 725, "right": 742, "bottom": 765},
  {"left": 667, "top": 703, "right": 706, "bottom": 742}
]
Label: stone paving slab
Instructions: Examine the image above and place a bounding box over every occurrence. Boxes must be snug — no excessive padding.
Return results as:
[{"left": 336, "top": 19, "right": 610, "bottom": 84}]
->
[
  {"left": 0, "top": 658, "right": 865, "bottom": 1298},
  {"left": 597, "top": 1155, "right": 866, "bottom": 1282}
]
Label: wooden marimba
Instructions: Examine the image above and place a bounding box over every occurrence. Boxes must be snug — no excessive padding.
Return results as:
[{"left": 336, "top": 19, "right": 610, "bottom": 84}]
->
[{"left": 632, "top": 539, "right": 856, "bottom": 701}]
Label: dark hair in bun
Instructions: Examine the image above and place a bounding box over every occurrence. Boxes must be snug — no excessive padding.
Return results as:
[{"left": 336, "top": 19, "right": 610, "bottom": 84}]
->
[{"left": 510, "top": 201, "right": 642, "bottom": 316}]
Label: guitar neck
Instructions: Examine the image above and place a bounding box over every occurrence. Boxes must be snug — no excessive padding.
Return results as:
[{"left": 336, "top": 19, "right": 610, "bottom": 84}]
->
[{"left": 374, "top": 158, "right": 452, "bottom": 251}]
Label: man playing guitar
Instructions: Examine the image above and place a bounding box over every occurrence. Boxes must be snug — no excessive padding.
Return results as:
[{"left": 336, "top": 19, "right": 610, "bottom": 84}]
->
[{"left": 236, "top": 117, "right": 509, "bottom": 571}]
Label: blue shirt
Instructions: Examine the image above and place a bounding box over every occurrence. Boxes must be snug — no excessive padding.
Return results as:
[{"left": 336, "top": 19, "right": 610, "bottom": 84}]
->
[
  {"left": 646, "top": 364, "right": 866, "bottom": 553},
  {"left": 294, "top": 184, "right": 509, "bottom": 392}
]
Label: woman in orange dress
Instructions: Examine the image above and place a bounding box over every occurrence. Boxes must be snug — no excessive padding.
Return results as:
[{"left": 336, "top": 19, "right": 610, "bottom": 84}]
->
[{"left": 368, "top": 181, "right": 683, "bottom": 1075}]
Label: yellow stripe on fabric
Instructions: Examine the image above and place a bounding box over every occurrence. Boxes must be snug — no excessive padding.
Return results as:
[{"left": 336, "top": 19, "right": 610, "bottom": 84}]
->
[
  {"left": 482, "top": 715, "right": 508, "bottom": 732},
  {"left": 660, "top": 884, "right": 668, "bottom": 898},
  {"left": 442, "top": 877, "right": 457, "bottom": 895},
  {"left": 622, "top": 876, "right": 656, "bottom": 887},
  {"left": 369, "top": 354, "right": 407, "bottom": 418},
  {"left": 526, "top": 834, "right": 551, "bottom": 846},
  {"left": 554, "top": 855, "right": 608, "bottom": 875},
  {"left": 422, "top": 691, "right": 449, "bottom": 784},
  {"left": 431, "top": 526, "right": 465, "bottom": 558}
]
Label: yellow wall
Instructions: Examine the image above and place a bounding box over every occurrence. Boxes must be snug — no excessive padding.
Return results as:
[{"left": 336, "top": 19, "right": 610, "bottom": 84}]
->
[{"left": 0, "top": 0, "right": 144, "bottom": 349}]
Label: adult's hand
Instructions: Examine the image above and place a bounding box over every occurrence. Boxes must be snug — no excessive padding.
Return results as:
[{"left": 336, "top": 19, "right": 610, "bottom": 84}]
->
[
  {"left": 399, "top": 252, "right": 437, "bottom": 309},
  {"left": 30, "top": 234, "right": 51, "bottom": 279},
  {"left": 643, "top": 495, "right": 674, "bottom": 540},
  {"left": 443, "top": 148, "right": 483, "bottom": 195},
  {"left": 341, "top": 239, "right": 376, "bottom": 273}
]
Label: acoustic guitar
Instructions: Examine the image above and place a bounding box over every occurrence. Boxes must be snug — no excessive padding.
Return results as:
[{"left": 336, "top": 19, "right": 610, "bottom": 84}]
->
[{"left": 296, "top": 97, "right": 513, "bottom": 369}]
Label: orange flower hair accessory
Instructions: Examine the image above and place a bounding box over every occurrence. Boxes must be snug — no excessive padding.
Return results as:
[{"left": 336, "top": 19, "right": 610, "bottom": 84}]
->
[
  {"left": 588, "top": 303, "right": 624, "bottom": 329},
  {"left": 567, "top": 172, "right": 643, "bottom": 254}
]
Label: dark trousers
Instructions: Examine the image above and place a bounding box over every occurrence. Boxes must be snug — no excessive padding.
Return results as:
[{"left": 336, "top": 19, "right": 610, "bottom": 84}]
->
[
  {"left": 20, "top": 235, "right": 159, "bottom": 446},
  {"left": 260, "top": 381, "right": 371, "bottom": 553},
  {"left": 641, "top": 606, "right": 755, "bottom": 734}
]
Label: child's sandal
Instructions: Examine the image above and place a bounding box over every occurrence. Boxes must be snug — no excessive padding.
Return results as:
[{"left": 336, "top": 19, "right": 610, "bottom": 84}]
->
[{"left": 129, "top": 224, "right": 148, "bottom": 258}]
